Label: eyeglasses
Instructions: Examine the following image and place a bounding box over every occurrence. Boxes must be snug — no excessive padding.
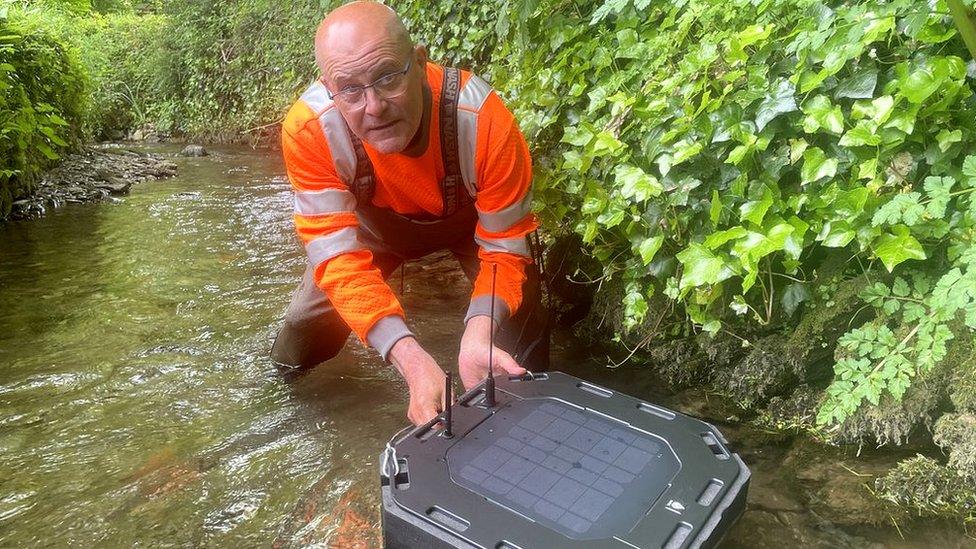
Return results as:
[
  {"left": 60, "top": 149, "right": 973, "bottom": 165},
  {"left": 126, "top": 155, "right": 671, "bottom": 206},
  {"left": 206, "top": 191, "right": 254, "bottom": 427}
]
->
[{"left": 325, "top": 58, "right": 413, "bottom": 109}]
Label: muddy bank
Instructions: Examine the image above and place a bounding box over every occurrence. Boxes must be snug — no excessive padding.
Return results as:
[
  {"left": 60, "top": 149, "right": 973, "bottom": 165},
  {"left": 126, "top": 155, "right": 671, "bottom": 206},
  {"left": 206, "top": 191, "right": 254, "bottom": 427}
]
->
[{"left": 8, "top": 144, "right": 177, "bottom": 221}]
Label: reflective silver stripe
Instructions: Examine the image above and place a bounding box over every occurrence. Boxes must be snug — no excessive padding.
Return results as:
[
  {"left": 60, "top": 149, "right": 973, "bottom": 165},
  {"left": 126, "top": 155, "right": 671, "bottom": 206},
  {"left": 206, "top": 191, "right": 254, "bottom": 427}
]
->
[
  {"left": 477, "top": 191, "right": 533, "bottom": 233},
  {"left": 474, "top": 234, "right": 531, "bottom": 257},
  {"left": 305, "top": 227, "right": 362, "bottom": 267},
  {"left": 366, "top": 315, "right": 414, "bottom": 361},
  {"left": 294, "top": 189, "right": 357, "bottom": 216},
  {"left": 300, "top": 80, "right": 358, "bottom": 186},
  {"left": 458, "top": 110, "right": 479, "bottom": 198},
  {"left": 458, "top": 75, "right": 492, "bottom": 111},
  {"left": 319, "top": 109, "right": 357, "bottom": 184},
  {"left": 464, "top": 295, "right": 510, "bottom": 326},
  {"left": 457, "top": 75, "right": 492, "bottom": 199},
  {"left": 300, "top": 81, "right": 332, "bottom": 113}
]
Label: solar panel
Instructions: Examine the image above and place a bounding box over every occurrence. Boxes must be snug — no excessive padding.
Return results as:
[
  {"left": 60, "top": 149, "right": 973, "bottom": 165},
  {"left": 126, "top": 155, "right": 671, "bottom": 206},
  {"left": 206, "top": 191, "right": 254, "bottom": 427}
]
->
[{"left": 448, "top": 399, "right": 679, "bottom": 539}]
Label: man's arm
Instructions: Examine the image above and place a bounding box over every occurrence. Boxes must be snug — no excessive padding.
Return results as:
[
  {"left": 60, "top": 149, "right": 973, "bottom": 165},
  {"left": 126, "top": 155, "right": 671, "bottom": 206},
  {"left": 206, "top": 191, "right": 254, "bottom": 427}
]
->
[
  {"left": 457, "top": 90, "right": 536, "bottom": 387},
  {"left": 282, "top": 105, "right": 446, "bottom": 425},
  {"left": 282, "top": 108, "right": 412, "bottom": 360}
]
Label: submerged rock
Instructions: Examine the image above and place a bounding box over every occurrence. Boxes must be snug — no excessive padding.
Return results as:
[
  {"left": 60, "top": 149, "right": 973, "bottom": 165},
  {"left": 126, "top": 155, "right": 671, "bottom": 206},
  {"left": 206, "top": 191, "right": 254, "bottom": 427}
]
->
[{"left": 180, "top": 145, "right": 208, "bottom": 157}]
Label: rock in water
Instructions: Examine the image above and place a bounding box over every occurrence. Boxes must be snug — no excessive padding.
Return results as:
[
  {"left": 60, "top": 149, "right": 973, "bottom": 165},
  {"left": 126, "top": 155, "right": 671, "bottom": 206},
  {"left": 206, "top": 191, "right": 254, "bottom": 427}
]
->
[{"left": 180, "top": 145, "right": 208, "bottom": 157}]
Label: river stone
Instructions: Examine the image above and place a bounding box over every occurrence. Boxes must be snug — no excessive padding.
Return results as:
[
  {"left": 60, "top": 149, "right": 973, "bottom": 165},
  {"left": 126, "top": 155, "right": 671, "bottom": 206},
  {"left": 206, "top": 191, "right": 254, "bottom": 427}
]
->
[
  {"left": 180, "top": 145, "right": 208, "bottom": 157},
  {"left": 94, "top": 180, "right": 131, "bottom": 195}
]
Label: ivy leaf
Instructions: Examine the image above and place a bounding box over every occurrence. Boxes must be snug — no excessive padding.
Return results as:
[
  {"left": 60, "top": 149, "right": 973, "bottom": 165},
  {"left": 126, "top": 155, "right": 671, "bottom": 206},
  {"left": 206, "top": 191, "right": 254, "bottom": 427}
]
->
[
  {"left": 562, "top": 125, "right": 593, "bottom": 146},
  {"left": 676, "top": 244, "right": 736, "bottom": 289},
  {"left": 755, "top": 78, "right": 798, "bottom": 131},
  {"left": 615, "top": 164, "right": 662, "bottom": 202},
  {"left": 898, "top": 57, "right": 952, "bottom": 104},
  {"left": 672, "top": 139, "right": 703, "bottom": 165},
  {"left": 638, "top": 236, "right": 664, "bottom": 265},
  {"left": 839, "top": 122, "right": 882, "bottom": 147},
  {"left": 704, "top": 227, "right": 747, "bottom": 249},
  {"left": 710, "top": 189, "right": 723, "bottom": 225},
  {"left": 873, "top": 226, "right": 927, "bottom": 272},
  {"left": 801, "top": 147, "right": 838, "bottom": 184},
  {"left": 851, "top": 95, "right": 894, "bottom": 124},
  {"left": 739, "top": 187, "right": 774, "bottom": 226},
  {"left": 923, "top": 176, "right": 955, "bottom": 218},
  {"left": 834, "top": 66, "right": 878, "bottom": 99},
  {"left": 781, "top": 282, "right": 811, "bottom": 316},
  {"left": 801, "top": 95, "right": 844, "bottom": 134},
  {"left": 936, "top": 129, "right": 962, "bottom": 152}
]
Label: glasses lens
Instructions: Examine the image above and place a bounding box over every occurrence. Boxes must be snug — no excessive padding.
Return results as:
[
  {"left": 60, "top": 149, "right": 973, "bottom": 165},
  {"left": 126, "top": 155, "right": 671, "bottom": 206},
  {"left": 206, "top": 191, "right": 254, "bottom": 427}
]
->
[
  {"left": 336, "top": 88, "right": 365, "bottom": 108},
  {"left": 374, "top": 72, "right": 409, "bottom": 98}
]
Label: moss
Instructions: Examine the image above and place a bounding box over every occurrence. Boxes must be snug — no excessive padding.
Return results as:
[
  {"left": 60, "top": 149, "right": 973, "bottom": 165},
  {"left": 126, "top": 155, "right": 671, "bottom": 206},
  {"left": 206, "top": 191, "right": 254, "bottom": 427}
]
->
[
  {"left": 876, "top": 456, "right": 976, "bottom": 521},
  {"left": 832, "top": 377, "right": 945, "bottom": 446},
  {"left": 714, "top": 334, "right": 797, "bottom": 406},
  {"left": 933, "top": 413, "right": 976, "bottom": 481},
  {"left": 947, "top": 334, "right": 976, "bottom": 413},
  {"left": 757, "top": 385, "right": 822, "bottom": 431},
  {"left": 781, "top": 275, "right": 871, "bottom": 382}
]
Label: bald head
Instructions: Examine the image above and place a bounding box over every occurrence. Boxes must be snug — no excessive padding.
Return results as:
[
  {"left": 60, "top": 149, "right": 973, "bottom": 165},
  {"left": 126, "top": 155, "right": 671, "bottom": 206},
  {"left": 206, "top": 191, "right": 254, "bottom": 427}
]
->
[{"left": 315, "top": 1, "right": 413, "bottom": 74}]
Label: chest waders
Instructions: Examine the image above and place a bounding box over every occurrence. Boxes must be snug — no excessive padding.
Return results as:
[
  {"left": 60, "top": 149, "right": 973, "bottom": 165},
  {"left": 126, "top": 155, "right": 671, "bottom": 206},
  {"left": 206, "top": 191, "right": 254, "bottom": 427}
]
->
[{"left": 271, "top": 68, "right": 551, "bottom": 373}]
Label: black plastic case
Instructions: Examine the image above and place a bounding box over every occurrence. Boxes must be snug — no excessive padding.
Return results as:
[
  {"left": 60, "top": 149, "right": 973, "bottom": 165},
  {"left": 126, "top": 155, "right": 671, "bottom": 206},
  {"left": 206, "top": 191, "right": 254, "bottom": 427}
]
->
[{"left": 379, "top": 371, "right": 749, "bottom": 548}]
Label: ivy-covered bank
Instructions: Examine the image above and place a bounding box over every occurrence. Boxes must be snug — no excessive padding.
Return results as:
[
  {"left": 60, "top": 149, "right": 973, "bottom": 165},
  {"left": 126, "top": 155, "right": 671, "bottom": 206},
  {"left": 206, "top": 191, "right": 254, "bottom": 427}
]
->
[
  {"left": 0, "top": 5, "right": 85, "bottom": 218},
  {"left": 400, "top": 0, "right": 976, "bottom": 522},
  {"left": 7, "top": 0, "right": 976, "bottom": 523}
]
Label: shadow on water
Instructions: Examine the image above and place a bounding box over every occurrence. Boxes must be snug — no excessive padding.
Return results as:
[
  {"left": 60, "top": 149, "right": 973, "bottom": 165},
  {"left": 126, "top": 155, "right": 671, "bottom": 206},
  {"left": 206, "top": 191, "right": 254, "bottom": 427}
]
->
[{"left": 0, "top": 145, "right": 972, "bottom": 547}]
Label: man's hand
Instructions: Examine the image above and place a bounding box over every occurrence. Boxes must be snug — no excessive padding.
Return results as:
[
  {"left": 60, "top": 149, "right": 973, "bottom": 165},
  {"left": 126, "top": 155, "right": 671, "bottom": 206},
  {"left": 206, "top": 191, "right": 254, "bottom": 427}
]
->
[
  {"left": 458, "top": 315, "right": 527, "bottom": 390},
  {"left": 389, "top": 337, "right": 447, "bottom": 426}
]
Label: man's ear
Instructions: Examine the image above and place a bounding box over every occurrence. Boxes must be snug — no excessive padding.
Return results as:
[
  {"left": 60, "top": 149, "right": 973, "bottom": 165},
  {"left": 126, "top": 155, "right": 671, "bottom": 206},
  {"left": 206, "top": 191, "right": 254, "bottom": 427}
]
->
[{"left": 414, "top": 44, "right": 428, "bottom": 65}]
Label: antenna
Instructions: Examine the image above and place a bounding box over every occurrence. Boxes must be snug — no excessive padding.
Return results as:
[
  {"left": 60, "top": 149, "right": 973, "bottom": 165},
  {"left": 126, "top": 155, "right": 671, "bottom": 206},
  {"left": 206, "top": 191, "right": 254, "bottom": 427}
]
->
[
  {"left": 443, "top": 371, "right": 453, "bottom": 438},
  {"left": 484, "top": 263, "right": 498, "bottom": 408}
]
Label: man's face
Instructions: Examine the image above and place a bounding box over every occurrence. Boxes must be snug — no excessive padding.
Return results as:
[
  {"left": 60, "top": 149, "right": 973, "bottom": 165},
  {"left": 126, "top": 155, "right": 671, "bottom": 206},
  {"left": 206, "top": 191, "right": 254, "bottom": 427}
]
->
[{"left": 321, "top": 40, "right": 426, "bottom": 154}]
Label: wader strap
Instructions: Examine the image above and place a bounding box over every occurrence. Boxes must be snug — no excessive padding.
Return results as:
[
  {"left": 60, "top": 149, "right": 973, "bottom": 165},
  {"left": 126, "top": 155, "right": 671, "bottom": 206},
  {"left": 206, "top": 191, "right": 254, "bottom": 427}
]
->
[
  {"left": 348, "top": 131, "right": 375, "bottom": 207},
  {"left": 439, "top": 67, "right": 471, "bottom": 217}
]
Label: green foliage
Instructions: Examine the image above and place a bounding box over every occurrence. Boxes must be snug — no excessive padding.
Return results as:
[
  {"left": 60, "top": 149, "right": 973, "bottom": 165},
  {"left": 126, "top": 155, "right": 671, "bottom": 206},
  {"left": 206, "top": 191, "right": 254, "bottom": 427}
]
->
[
  {"left": 400, "top": 0, "right": 976, "bottom": 427},
  {"left": 0, "top": 5, "right": 85, "bottom": 219}
]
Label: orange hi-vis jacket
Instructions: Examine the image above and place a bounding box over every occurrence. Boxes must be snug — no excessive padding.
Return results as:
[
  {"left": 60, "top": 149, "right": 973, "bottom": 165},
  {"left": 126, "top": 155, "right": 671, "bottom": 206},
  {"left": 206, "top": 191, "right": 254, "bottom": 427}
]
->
[{"left": 281, "top": 62, "right": 538, "bottom": 359}]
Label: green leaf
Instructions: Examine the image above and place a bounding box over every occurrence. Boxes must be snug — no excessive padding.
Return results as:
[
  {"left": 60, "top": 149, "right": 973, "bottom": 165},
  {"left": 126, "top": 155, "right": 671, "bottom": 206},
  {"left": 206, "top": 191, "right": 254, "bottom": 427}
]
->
[
  {"left": 963, "top": 155, "right": 976, "bottom": 188},
  {"left": 755, "top": 79, "right": 798, "bottom": 131},
  {"left": 898, "top": 58, "right": 952, "bottom": 104},
  {"left": 871, "top": 192, "right": 924, "bottom": 227},
  {"left": 936, "top": 129, "right": 962, "bottom": 152},
  {"left": 820, "top": 222, "right": 856, "bottom": 247},
  {"left": 677, "top": 244, "right": 735, "bottom": 289},
  {"left": 873, "top": 226, "right": 927, "bottom": 272},
  {"left": 710, "top": 190, "right": 723, "bottom": 225},
  {"left": 923, "top": 176, "right": 954, "bottom": 218},
  {"left": 36, "top": 142, "right": 59, "bottom": 160},
  {"left": 672, "top": 139, "right": 703, "bottom": 165},
  {"left": 615, "top": 164, "right": 662, "bottom": 202},
  {"left": 638, "top": 236, "right": 664, "bottom": 265},
  {"left": 839, "top": 122, "right": 882, "bottom": 147},
  {"left": 802, "top": 95, "right": 844, "bottom": 134},
  {"left": 851, "top": 95, "right": 894, "bottom": 125},
  {"left": 834, "top": 67, "right": 878, "bottom": 99},
  {"left": 782, "top": 282, "right": 811, "bottom": 316},
  {"left": 704, "top": 227, "right": 748, "bottom": 249},
  {"left": 801, "top": 147, "right": 838, "bottom": 184},
  {"left": 562, "top": 125, "right": 592, "bottom": 146},
  {"left": 739, "top": 187, "right": 774, "bottom": 226}
]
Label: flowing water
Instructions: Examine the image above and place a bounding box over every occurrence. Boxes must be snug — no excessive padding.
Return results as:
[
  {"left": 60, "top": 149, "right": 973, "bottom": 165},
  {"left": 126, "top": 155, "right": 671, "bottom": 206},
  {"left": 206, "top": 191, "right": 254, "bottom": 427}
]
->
[{"left": 0, "top": 145, "right": 971, "bottom": 548}]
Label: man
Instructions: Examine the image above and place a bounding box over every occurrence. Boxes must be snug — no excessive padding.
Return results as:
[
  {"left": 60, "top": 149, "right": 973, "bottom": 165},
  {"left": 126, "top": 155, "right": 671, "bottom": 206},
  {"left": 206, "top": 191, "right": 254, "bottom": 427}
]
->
[{"left": 272, "top": 1, "right": 549, "bottom": 426}]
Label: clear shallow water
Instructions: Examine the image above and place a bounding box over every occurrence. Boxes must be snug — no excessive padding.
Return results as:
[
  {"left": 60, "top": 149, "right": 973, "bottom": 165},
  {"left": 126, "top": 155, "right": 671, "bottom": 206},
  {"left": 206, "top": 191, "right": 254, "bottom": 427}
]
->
[{"left": 0, "top": 145, "right": 971, "bottom": 548}]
